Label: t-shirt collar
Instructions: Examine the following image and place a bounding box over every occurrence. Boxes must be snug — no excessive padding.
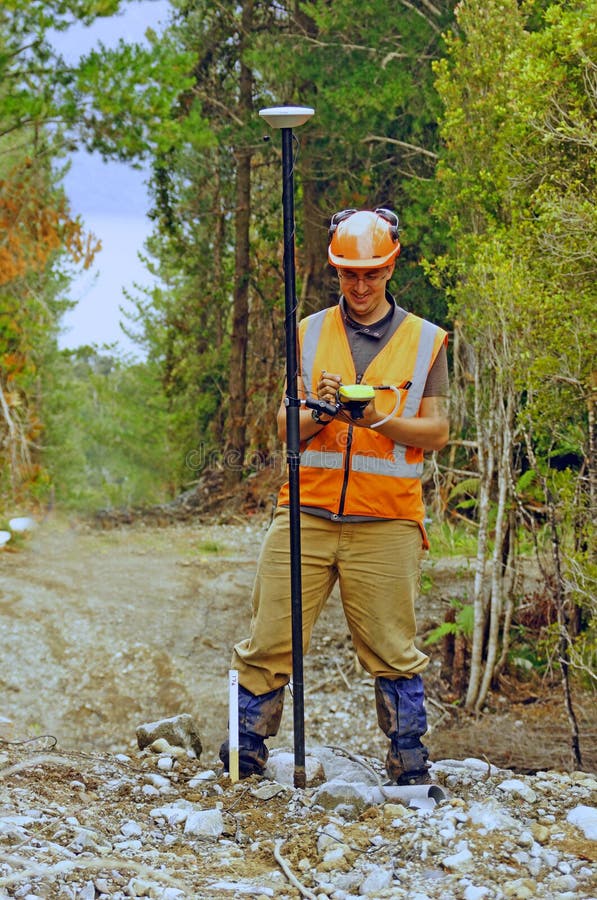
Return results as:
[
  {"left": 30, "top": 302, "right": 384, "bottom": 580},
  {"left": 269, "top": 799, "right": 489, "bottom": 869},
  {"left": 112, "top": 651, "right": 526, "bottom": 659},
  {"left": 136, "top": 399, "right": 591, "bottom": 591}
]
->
[{"left": 340, "top": 291, "right": 396, "bottom": 338}]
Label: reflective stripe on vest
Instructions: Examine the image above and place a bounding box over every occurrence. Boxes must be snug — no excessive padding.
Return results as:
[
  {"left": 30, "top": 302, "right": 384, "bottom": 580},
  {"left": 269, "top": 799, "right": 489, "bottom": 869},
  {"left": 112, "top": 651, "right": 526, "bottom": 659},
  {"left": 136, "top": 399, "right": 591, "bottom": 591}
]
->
[
  {"left": 301, "top": 309, "right": 328, "bottom": 398},
  {"left": 402, "top": 319, "right": 437, "bottom": 417},
  {"left": 350, "top": 448, "right": 424, "bottom": 479},
  {"left": 300, "top": 449, "right": 344, "bottom": 469}
]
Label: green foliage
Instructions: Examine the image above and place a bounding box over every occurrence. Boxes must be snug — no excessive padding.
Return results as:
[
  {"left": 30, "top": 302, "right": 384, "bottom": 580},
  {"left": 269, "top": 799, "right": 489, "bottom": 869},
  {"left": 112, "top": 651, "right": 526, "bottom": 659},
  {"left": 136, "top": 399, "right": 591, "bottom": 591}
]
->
[
  {"left": 65, "top": 37, "right": 197, "bottom": 160},
  {"left": 251, "top": 0, "right": 455, "bottom": 322},
  {"left": 447, "top": 477, "right": 480, "bottom": 511},
  {"left": 0, "top": 0, "right": 199, "bottom": 508},
  {"left": 1, "top": 1, "right": 122, "bottom": 28},
  {"left": 565, "top": 629, "right": 597, "bottom": 691},
  {"left": 420, "top": 571, "right": 434, "bottom": 594},
  {"left": 0, "top": 0, "right": 195, "bottom": 160},
  {"left": 198, "top": 540, "right": 226, "bottom": 554},
  {"left": 0, "top": 2, "right": 119, "bottom": 149},
  {"left": 508, "top": 626, "right": 549, "bottom": 675},
  {"left": 434, "top": 0, "right": 595, "bottom": 503},
  {"left": 424, "top": 600, "right": 474, "bottom": 646},
  {"left": 427, "top": 520, "right": 479, "bottom": 558},
  {"left": 41, "top": 348, "right": 176, "bottom": 510}
]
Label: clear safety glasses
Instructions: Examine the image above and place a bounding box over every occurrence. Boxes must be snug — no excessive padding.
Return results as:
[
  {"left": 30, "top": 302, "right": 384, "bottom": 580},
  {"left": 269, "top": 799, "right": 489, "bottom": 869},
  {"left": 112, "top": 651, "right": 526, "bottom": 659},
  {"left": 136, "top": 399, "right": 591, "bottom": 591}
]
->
[
  {"left": 328, "top": 207, "right": 400, "bottom": 241},
  {"left": 337, "top": 268, "right": 390, "bottom": 284}
]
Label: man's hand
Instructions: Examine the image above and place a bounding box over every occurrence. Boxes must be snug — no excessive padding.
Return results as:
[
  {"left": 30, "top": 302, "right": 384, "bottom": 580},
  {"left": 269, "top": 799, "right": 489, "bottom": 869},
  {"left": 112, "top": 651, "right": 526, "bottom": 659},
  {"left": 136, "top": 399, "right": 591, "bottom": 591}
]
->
[
  {"left": 344, "top": 398, "right": 382, "bottom": 428},
  {"left": 318, "top": 371, "right": 382, "bottom": 427},
  {"left": 317, "top": 371, "right": 342, "bottom": 408}
]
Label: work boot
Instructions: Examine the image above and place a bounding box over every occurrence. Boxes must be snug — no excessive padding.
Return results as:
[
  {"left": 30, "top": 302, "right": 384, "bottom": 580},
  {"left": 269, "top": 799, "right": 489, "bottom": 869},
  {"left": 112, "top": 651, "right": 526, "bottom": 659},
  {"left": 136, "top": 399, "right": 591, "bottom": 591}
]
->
[
  {"left": 219, "top": 733, "right": 269, "bottom": 778},
  {"left": 219, "top": 684, "right": 284, "bottom": 778},
  {"left": 375, "top": 674, "right": 431, "bottom": 784},
  {"left": 386, "top": 738, "right": 431, "bottom": 785}
]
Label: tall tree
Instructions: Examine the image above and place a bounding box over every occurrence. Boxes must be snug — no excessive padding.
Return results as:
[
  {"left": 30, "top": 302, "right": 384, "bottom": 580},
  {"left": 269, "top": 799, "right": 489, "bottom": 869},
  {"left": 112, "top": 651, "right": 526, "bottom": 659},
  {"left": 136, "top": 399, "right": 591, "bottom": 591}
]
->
[
  {"left": 226, "top": 0, "right": 255, "bottom": 483},
  {"left": 0, "top": 0, "right": 106, "bottom": 501}
]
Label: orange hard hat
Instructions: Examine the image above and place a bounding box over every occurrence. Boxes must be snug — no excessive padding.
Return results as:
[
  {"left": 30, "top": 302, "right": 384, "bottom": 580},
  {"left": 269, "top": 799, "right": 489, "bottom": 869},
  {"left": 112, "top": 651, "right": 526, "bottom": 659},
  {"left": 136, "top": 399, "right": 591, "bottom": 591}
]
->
[{"left": 328, "top": 208, "right": 401, "bottom": 268}]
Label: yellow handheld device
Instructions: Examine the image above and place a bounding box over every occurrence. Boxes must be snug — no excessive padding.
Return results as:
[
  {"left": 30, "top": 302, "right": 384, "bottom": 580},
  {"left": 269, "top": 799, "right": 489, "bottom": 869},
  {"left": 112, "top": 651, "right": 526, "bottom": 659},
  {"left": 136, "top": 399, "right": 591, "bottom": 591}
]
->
[
  {"left": 337, "top": 384, "right": 375, "bottom": 404},
  {"left": 337, "top": 384, "right": 375, "bottom": 419}
]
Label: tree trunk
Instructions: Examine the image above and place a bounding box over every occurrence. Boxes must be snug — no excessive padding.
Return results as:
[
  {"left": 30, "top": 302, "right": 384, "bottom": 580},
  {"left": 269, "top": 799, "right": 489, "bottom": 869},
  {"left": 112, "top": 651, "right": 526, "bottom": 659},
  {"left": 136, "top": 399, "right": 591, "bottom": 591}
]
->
[
  {"left": 586, "top": 370, "right": 596, "bottom": 562},
  {"left": 475, "top": 386, "right": 513, "bottom": 711},
  {"left": 440, "top": 606, "right": 456, "bottom": 685},
  {"left": 300, "top": 167, "right": 336, "bottom": 317},
  {"left": 495, "top": 508, "right": 519, "bottom": 678},
  {"left": 549, "top": 491, "right": 583, "bottom": 769},
  {"left": 211, "top": 159, "right": 227, "bottom": 448},
  {"left": 225, "top": 0, "right": 254, "bottom": 485},
  {"left": 465, "top": 351, "right": 494, "bottom": 710}
]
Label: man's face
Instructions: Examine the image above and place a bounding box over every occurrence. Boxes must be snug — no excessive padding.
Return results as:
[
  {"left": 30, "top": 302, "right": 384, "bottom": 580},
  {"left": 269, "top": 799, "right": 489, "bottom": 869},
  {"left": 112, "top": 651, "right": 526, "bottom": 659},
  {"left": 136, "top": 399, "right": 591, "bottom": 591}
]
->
[{"left": 337, "top": 265, "right": 394, "bottom": 324}]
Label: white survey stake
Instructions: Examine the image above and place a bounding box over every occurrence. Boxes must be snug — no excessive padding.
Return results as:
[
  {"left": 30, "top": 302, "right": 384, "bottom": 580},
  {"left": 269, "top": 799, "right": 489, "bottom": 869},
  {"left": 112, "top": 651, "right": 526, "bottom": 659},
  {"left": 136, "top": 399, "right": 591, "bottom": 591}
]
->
[{"left": 228, "top": 669, "right": 239, "bottom": 782}]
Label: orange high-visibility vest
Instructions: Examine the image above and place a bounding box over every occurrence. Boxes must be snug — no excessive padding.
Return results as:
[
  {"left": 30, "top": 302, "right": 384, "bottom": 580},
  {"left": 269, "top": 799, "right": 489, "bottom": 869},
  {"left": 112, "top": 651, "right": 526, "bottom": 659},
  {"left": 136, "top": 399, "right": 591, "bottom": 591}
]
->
[{"left": 277, "top": 305, "right": 448, "bottom": 542}]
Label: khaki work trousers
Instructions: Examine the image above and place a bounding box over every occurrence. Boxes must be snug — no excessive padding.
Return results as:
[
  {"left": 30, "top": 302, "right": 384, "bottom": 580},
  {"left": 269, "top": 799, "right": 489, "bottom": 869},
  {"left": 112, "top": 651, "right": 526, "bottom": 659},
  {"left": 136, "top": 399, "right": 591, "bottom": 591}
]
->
[{"left": 232, "top": 507, "right": 429, "bottom": 696}]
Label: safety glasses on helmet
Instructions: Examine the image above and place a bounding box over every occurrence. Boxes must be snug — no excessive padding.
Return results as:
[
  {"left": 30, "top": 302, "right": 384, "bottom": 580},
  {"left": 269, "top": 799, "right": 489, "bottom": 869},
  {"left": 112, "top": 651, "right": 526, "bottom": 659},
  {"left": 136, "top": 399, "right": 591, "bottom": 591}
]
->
[{"left": 328, "top": 207, "right": 400, "bottom": 243}]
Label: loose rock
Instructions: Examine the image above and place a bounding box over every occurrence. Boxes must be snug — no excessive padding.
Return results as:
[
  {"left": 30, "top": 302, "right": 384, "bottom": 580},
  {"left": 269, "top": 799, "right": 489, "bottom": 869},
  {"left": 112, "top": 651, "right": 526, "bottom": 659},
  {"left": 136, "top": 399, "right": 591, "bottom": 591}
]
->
[
  {"left": 136, "top": 714, "right": 203, "bottom": 758},
  {"left": 0, "top": 745, "right": 595, "bottom": 899}
]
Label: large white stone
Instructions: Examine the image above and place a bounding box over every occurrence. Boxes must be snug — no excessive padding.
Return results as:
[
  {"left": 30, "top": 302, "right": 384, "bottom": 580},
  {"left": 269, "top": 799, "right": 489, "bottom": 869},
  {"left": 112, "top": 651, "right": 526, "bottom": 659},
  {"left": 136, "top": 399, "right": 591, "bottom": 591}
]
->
[
  {"left": 432, "top": 758, "right": 502, "bottom": 776},
  {"left": 184, "top": 808, "right": 224, "bottom": 838},
  {"left": 209, "top": 883, "right": 274, "bottom": 897},
  {"left": 150, "top": 800, "right": 196, "bottom": 826},
  {"left": 467, "top": 800, "right": 518, "bottom": 831},
  {"left": 120, "top": 820, "right": 142, "bottom": 838},
  {"left": 359, "top": 864, "right": 393, "bottom": 894},
  {"left": 136, "top": 713, "right": 202, "bottom": 757},
  {"left": 8, "top": 516, "right": 36, "bottom": 532},
  {"left": 308, "top": 746, "right": 378, "bottom": 784},
  {"left": 566, "top": 805, "right": 597, "bottom": 840},
  {"left": 312, "top": 778, "right": 376, "bottom": 813},
  {"left": 442, "top": 841, "right": 473, "bottom": 871},
  {"left": 463, "top": 886, "right": 490, "bottom": 900},
  {"left": 264, "top": 749, "right": 324, "bottom": 785},
  {"left": 317, "top": 823, "right": 344, "bottom": 855},
  {"left": 498, "top": 779, "right": 537, "bottom": 803}
]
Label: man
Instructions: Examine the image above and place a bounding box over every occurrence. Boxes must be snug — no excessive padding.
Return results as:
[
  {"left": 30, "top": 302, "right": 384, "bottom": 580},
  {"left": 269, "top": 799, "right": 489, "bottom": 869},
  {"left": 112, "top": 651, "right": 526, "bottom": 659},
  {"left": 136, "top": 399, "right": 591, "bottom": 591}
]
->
[{"left": 220, "top": 208, "right": 449, "bottom": 784}]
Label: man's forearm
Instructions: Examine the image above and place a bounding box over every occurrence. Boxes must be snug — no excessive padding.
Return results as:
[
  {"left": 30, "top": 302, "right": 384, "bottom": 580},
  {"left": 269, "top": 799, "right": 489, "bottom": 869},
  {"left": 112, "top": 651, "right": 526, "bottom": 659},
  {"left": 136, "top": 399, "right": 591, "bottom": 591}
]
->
[
  {"left": 372, "top": 413, "right": 450, "bottom": 452},
  {"left": 364, "top": 395, "right": 450, "bottom": 452},
  {"left": 277, "top": 405, "right": 332, "bottom": 442},
  {"left": 278, "top": 396, "right": 450, "bottom": 450}
]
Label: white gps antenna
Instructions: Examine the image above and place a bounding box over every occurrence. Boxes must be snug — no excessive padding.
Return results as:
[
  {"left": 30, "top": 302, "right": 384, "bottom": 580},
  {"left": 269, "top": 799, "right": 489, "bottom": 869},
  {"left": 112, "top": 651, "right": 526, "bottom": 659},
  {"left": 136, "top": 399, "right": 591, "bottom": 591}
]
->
[{"left": 259, "top": 106, "right": 314, "bottom": 129}]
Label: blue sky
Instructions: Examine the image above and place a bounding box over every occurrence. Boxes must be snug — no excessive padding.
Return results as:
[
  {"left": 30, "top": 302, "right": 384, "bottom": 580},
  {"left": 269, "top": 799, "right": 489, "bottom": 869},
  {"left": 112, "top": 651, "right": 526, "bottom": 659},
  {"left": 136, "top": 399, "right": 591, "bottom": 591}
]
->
[{"left": 51, "top": 0, "right": 171, "bottom": 357}]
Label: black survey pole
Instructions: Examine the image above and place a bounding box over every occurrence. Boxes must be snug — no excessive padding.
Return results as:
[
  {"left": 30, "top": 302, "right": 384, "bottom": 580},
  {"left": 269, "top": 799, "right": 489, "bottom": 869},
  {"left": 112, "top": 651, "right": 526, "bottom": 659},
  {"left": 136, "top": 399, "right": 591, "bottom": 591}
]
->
[
  {"left": 259, "top": 105, "right": 314, "bottom": 789},
  {"left": 280, "top": 124, "right": 306, "bottom": 789}
]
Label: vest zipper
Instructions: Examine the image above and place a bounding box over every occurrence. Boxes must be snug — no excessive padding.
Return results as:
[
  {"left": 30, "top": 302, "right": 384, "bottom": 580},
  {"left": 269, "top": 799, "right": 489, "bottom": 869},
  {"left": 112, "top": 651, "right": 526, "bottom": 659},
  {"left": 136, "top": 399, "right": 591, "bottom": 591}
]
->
[
  {"left": 336, "top": 373, "right": 362, "bottom": 518},
  {"left": 336, "top": 425, "right": 353, "bottom": 517}
]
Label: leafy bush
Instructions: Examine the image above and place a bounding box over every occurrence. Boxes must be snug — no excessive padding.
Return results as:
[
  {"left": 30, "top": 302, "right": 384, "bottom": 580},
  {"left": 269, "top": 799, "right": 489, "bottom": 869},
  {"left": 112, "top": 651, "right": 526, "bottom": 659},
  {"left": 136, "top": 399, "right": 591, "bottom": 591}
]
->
[{"left": 424, "top": 599, "right": 474, "bottom": 646}]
